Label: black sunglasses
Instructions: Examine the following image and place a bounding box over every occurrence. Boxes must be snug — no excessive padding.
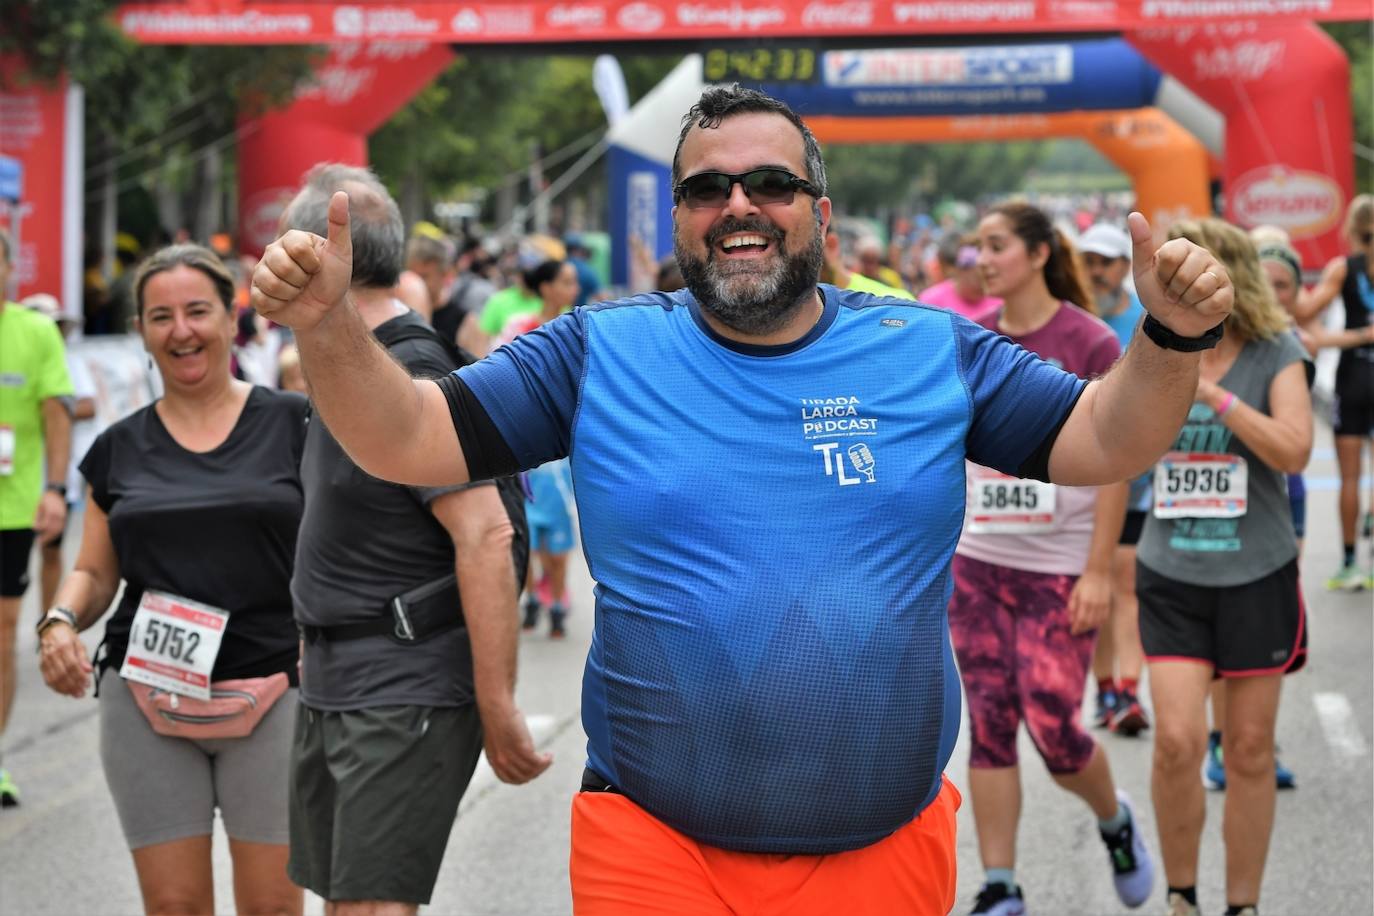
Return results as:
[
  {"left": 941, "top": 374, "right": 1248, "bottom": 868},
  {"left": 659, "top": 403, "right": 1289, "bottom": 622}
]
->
[
  {"left": 674, "top": 168, "right": 820, "bottom": 210},
  {"left": 1360, "top": 231, "right": 1374, "bottom": 246}
]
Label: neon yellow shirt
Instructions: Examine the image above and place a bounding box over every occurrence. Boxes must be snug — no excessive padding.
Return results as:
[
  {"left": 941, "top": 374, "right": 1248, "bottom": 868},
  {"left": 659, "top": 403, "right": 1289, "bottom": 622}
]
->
[
  {"left": 479, "top": 286, "right": 542, "bottom": 336},
  {"left": 846, "top": 272, "right": 915, "bottom": 300},
  {"left": 0, "top": 303, "right": 73, "bottom": 530}
]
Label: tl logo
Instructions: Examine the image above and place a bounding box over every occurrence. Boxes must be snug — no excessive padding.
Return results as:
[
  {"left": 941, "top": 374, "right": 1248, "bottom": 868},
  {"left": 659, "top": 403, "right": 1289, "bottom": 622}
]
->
[{"left": 814, "top": 441, "right": 877, "bottom": 486}]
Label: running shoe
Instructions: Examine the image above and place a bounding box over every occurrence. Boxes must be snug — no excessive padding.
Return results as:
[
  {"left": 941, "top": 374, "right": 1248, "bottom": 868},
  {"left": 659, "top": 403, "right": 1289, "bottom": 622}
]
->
[
  {"left": 521, "top": 593, "right": 542, "bottom": 631},
  {"left": 549, "top": 605, "right": 568, "bottom": 640},
  {"left": 0, "top": 769, "right": 19, "bottom": 808},
  {"left": 1325, "top": 564, "right": 1367, "bottom": 592},
  {"left": 1164, "top": 892, "right": 1199, "bottom": 916},
  {"left": 1274, "top": 753, "right": 1296, "bottom": 790},
  {"left": 1229, "top": 908, "right": 1258, "bottom": 916},
  {"left": 1100, "top": 791, "right": 1154, "bottom": 908},
  {"left": 1205, "top": 733, "right": 1295, "bottom": 789},
  {"left": 1110, "top": 690, "right": 1151, "bottom": 737},
  {"left": 1204, "top": 732, "right": 1226, "bottom": 790},
  {"left": 969, "top": 882, "right": 1025, "bottom": 916},
  {"left": 1093, "top": 688, "right": 1119, "bottom": 729}
]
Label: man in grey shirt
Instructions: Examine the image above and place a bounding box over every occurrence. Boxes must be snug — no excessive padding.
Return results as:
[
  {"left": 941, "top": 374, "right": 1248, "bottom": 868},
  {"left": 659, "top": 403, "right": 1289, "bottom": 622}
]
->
[{"left": 283, "top": 164, "right": 551, "bottom": 915}]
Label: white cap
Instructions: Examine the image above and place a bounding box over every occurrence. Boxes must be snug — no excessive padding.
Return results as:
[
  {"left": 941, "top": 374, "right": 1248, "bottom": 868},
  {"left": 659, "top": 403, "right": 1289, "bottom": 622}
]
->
[
  {"left": 21, "top": 293, "right": 62, "bottom": 322},
  {"left": 1078, "top": 223, "right": 1132, "bottom": 261}
]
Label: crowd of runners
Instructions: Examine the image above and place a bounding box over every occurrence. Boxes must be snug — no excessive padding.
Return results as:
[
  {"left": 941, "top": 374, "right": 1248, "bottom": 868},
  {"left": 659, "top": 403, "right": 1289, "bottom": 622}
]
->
[{"left": 1, "top": 86, "right": 1371, "bottom": 916}]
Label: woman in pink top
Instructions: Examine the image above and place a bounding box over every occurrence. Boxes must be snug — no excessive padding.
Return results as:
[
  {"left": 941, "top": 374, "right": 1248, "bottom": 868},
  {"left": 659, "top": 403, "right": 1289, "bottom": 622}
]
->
[
  {"left": 918, "top": 232, "right": 1001, "bottom": 321},
  {"left": 949, "top": 202, "right": 1149, "bottom": 916}
]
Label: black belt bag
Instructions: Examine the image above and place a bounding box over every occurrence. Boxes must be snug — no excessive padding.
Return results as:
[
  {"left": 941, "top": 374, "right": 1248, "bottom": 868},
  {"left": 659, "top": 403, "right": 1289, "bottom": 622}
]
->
[
  {"left": 580, "top": 767, "right": 623, "bottom": 795},
  {"left": 300, "top": 574, "right": 463, "bottom": 646}
]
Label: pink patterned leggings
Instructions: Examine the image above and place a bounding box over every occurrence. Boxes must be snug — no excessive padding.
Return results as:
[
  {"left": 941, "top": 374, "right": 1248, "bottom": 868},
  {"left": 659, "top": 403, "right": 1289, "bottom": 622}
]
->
[{"left": 948, "top": 554, "right": 1098, "bottom": 774}]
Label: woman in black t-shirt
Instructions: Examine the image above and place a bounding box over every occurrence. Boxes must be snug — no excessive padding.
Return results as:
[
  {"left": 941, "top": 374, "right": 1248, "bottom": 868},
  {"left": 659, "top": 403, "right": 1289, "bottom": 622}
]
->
[
  {"left": 1301, "top": 194, "right": 1374, "bottom": 590},
  {"left": 37, "top": 245, "right": 306, "bottom": 916}
]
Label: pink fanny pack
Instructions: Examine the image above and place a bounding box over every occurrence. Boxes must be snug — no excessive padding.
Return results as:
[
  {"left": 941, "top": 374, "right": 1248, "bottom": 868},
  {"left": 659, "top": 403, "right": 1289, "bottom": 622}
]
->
[{"left": 127, "top": 673, "right": 289, "bottom": 739}]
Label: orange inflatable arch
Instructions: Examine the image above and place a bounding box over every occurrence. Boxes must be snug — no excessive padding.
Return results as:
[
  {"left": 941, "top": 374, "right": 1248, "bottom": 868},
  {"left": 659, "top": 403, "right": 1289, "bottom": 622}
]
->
[{"left": 807, "top": 107, "right": 1213, "bottom": 234}]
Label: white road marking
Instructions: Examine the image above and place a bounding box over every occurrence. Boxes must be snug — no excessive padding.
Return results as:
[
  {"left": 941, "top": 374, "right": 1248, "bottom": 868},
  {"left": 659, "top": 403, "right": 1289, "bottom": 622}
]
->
[{"left": 1313, "top": 692, "right": 1369, "bottom": 759}]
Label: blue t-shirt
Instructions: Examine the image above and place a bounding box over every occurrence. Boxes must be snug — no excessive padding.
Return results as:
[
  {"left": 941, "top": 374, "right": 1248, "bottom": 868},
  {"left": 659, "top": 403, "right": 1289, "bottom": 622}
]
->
[
  {"left": 1102, "top": 289, "right": 1145, "bottom": 352},
  {"left": 454, "top": 285, "right": 1084, "bottom": 854},
  {"left": 570, "top": 256, "right": 602, "bottom": 310}
]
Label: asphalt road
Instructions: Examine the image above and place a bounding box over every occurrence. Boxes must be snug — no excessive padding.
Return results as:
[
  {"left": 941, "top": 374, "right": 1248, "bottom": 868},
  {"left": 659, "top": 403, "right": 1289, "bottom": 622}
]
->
[{"left": 1, "top": 424, "right": 1369, "bottom": 915}]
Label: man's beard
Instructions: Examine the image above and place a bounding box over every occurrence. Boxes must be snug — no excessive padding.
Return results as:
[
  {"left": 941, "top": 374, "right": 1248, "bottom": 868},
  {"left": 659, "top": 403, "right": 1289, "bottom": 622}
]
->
[{"left": 676, "top": 213, "right": 824, "bottom": 337}]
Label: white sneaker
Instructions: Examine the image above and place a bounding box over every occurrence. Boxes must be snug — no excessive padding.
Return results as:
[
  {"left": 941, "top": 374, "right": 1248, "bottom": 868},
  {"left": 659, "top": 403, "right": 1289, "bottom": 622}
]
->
[
  {"left": 1325, "top": 564, "right": 1367, "bottom": 592},
  {"left": 1164, "top": 892, "right": 1199, "bottom": 916}
]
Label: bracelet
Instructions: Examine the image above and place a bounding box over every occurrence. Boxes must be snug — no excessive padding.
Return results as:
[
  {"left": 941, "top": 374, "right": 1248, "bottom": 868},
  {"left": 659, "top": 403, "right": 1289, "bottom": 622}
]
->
[
  {"left": 35, "top": 606, "right": 78, "bottom": 640},
  {"left": 1216, "top": 392, "right": 1238, "bottom": 418},
  {"left": 1141, "top": 314, "right": 1224, "bottom": 352}
]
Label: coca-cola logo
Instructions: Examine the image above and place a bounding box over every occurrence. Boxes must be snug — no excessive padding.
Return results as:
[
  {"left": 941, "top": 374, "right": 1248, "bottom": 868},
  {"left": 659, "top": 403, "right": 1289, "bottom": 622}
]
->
[
  {"left": 1231, "top": 167, "right": 1342, "bottom": 238},
  {"left": 801, "top": 1, "right": 873, "bottom": 26},
  {"left": 548, "top": 3, "right": 607, "bottom": 27},
  {"left": 617, "top": 2, "right": 665, "bottom": 30}
]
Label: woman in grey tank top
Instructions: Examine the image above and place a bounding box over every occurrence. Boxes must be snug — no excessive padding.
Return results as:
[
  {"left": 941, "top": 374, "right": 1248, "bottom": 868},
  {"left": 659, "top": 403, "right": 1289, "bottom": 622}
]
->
[{"left": 1135, "top": 219, "right": 1313, "bottom": 916}]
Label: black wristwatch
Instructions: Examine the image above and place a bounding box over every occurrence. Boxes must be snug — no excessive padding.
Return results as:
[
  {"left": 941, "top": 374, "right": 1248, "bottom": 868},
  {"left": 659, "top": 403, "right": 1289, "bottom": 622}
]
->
[
  {"left": 1140, "top": 315, "right": 1224, "bottom": 352},
  {"left": 44, "top": 482, "right": 68, "bottom": 498}
]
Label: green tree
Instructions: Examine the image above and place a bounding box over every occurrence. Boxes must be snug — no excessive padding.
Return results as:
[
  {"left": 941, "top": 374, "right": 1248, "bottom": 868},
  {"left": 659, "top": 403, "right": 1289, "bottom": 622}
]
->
[
  {"left": 3, "top": 0, "right": 318, "bottom": 245},
  {"left": 369, "top": 54, "right": 680, "bottom": 229},
  {"left": 822, "top": 140, "right": 1050, "bottom": 217},
  {"left": 1322, "top": 22, "right": 1373, "bottom": 190}
]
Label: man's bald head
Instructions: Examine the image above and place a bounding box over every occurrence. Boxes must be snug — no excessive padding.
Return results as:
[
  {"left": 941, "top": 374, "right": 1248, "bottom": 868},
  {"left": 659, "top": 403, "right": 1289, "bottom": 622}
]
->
[{"left": 281, "top": 164, "right": 405, "bottom": 289}]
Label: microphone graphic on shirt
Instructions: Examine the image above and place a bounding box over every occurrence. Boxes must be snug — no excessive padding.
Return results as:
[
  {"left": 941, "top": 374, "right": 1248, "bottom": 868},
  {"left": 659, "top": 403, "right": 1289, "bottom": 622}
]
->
[{"left": 847, "top": 443, "right": 876, "bottom": 483}]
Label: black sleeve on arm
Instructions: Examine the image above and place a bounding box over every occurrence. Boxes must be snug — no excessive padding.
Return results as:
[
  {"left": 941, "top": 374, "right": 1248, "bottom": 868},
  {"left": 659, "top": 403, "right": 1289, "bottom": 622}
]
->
[
  {"left": 435, "top": 374, "right": 521, "bottom": 482},
  {"left": 1015, "top": 384, "right": 1086, "bottom": 483}
]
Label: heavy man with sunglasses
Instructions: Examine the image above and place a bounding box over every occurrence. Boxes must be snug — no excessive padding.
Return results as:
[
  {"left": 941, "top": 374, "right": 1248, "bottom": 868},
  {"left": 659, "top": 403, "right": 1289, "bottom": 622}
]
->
[{"left": 252, "top": 86, "right": 1234, "bottom": 914}]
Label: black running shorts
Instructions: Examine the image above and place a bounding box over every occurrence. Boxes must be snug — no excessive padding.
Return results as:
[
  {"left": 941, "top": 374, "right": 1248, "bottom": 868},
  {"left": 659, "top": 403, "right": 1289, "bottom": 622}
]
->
[
  {"left": 1118, "top": 510, "right": 1147, "bottom": 547},
  {"left": 1137, "top": 557, "right": 1306, "bottom": 677},
  {"left": 0, "top": 528, "right": 35, "bottom": 598},
  {"left": 1332, "top": 388, "right": 1374, "bottom": 438},
  {"left": 288, "top": 703, "right": 484, "bottom": 904}
]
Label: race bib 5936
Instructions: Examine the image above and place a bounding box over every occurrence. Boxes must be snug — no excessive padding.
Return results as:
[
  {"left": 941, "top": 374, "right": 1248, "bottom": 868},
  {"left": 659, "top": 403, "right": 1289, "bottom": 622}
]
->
[{"left": 1153, "top": 452, "right": 1248, "bottom": 519}]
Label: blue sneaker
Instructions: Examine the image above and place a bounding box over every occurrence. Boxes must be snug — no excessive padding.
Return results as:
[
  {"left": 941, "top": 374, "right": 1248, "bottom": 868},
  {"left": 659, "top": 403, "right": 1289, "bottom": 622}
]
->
[
  {"left": 1204, "top": 731, "right": 1226, "bottom": 790},
  {"left": 1274, "top": 752, "right": 1296, "bottom": 789},
  {"left": 1205, "top": 732, "right": 1295, "bottom": 789},
  {"left": 1100, "top": 791, "right": 1153, "bottom": 908},
  {"left": 1093, "top": 688, "right": 1119, "bottom": 729}
]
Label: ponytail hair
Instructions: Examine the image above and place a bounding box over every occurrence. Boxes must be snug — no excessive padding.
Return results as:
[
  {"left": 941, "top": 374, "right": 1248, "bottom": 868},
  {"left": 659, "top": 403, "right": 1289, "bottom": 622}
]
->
[{"left": 986, "top": 202, "right": 1094, "bottom": 314}]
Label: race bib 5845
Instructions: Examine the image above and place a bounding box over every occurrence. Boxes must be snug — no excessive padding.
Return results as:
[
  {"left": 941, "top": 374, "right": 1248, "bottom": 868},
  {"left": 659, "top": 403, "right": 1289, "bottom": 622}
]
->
[{"left": 967, "top": 468, "right": 1057, "bottom": 534}]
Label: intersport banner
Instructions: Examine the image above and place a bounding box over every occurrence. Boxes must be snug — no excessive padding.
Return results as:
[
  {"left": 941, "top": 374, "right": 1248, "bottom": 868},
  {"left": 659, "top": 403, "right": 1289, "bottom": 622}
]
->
[{"left": 116, "top": 0, "right": 1373, "bottom": 45}]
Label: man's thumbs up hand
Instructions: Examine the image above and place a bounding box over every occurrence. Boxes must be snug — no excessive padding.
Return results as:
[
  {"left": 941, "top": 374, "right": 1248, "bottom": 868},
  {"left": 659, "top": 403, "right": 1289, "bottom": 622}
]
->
[
  {"left": 1128, "top": 211, "right": 1233, "bottom": 339},
  {"left": 251, "top": 191, "right": 354, "bottom": 333}
]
